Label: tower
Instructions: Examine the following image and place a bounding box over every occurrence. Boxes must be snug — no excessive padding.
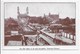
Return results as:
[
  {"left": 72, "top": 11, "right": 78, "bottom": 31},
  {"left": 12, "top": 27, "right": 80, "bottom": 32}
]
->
[
  {"left": 44, "top": 13, "right": 46, "bottom": 17},
  {"left": 26, "top": 7, "right": 29, "bottom": 15},
  {"left": 17, "top": 6, "right": 20, "bottom": 15},
  {"left": 49, "top": 12, "right": 51, "bottom": 16}
]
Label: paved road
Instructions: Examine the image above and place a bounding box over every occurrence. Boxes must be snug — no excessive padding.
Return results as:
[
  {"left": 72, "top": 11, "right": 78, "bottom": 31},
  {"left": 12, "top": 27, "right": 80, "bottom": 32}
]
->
[{"left": 39, "top": 34, "right": 55, "bottom": 45}]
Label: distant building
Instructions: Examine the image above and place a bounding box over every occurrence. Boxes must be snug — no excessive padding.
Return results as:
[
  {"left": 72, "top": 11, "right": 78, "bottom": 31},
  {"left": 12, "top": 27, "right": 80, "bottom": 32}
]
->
[
  {"left": 5, "top": 17, "right": 19, "bottom": 35},
  {"left": 17, "top": 6, "right": 29, "bottom": 24},
  {"left": 44, "top": 13, "right": 59, "bottom": 23}
]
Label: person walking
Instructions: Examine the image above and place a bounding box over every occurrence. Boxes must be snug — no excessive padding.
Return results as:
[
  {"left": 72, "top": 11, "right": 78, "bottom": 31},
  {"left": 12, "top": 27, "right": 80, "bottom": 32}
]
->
[{"left": 21, "top": 35, "right": 27, "bottom": 45}]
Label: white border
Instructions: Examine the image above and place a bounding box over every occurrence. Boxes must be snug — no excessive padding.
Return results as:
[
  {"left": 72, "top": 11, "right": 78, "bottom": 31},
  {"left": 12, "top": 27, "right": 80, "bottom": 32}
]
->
[{"left": 1, "top": 0, "right": 80, "bottom": 53}]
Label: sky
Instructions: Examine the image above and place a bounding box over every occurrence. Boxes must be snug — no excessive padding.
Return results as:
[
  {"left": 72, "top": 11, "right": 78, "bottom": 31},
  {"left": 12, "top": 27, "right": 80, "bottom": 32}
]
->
[{"left": 4, "top": 2, "right": 76, "bottom": 19}]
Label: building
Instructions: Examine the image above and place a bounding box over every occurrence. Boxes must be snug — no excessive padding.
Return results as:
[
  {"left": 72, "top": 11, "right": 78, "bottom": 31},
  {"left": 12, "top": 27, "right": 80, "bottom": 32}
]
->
[
  {"left": 44, "top": 13, "right": 59, "bottom": 23},
  {"left": 5, "top": 17, "right": 19, "bottom": 35},
  {"left": 17, "top": 6, "right": 29, "bottom": 25}
]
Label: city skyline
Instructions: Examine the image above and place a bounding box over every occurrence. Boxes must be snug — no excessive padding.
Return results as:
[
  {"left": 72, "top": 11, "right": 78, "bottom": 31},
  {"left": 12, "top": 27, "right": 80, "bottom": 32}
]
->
[{"left": 5, "top": 2, "right": 76, "bottom": 19}]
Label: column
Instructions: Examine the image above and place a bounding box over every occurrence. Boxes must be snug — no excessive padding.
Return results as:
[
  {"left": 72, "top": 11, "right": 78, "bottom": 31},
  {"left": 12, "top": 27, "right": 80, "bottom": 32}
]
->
[
  {"left": 73, "top": 35, "right": 74, "bottom": 40},
  {"left": 66, "top": 33, "right": 67, "bottom": 38},
  {"left": 69, "top": 34, "right": 71, "bottom": 39}
]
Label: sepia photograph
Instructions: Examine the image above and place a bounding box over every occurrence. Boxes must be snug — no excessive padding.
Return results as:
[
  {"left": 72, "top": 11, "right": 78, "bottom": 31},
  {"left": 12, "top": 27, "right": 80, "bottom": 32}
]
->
[{"left": 4, "top": 2, "right": 76, "bottom": 46}]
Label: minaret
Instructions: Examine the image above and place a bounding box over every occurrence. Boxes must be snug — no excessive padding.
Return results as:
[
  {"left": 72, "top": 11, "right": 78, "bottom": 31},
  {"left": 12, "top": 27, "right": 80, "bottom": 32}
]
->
[
  {"left": 17, "top": 6, "right": 20, "bottom": 15},
  {"left": 49, "top": 12, "right": 51, "bottom": 16},
  {"left": 26, "top": 7, "right": 29, "bottom": 25},
  {"left": 44, "top": 13, "right": 46, "bottom": 17},
  {"left": 26, "top": 7, "right": 29, "bottom": 15}
]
